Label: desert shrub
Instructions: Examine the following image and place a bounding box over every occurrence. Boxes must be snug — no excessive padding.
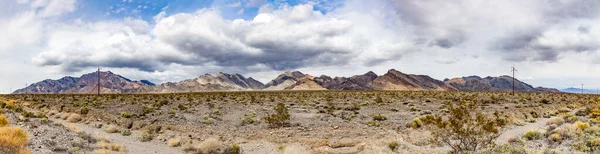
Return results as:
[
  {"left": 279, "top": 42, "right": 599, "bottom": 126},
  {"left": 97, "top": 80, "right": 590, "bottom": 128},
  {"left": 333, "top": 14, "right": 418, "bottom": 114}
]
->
[
  {"left": 574, "top": 137, "right": 600, "bottom": 152},
  {"left": 140, "top": 132, "right": 154, "bottom": 142},
  {"left": 36, "top": 112, "right": 47, "bottom": 119},
  {"left": 168, "top": 138, "right": 181, "bottom": 147},
  {"left": 142, "top": 105, "right": 155, "bottom": 115},
  {"left": 548, "top": 133, "right": 562, "bottom": 142},
  {"left": 178, "top": 104, "right": 188, "bottom": 111},
  {"left": 20, "top": 111, "right": 34, "bottom": 118},
  {"left": 586, "top": 126, "right": 600, "bottom": 136},
  {"left": 0, "top": 114, "right": 8, "bottom": 127},
  {"left": 264, "top": 103, "right": 290, "bottom": 127},
  {"left": 575, "top": 121, "right": 590, "bottom": 130},
  {"left": 105, "top": 125, "right": 119, "bottom": 133},
  {"left": 120, "top": 129, "right": 131, "bottom": 136},
  {"left": 546, "top": 117, "right": 565, "bottom": 126},
  {"left": 95, "top": 140, "right": 124, "bottom": 152},
  {"left": 366, "top": 120, "right": 381, "bottom": 127},
  {"left": 482, "top": 144, "right": 526, "bottom": 154},
  {"left": 552, "top": 124, "right": 580, "bottom": 139},
  {"left": 523, "top": 130, "right": 542, "bottom": 140},
  {"left": 223, "top": 143, "right": 240, "bottom": 154},
  {"left": 371, "top": 114, "right": 388, "bottom": 121},
  {"left": 121, "top": 112, "right": 132, "bottom": 118},
  {"left": 388, "top": 141, "right": 399, "bottom": 151},
  {"left": 241, "top": 112, "right": 258, "bottom": 125},
  {"left": 410, "top": 118, "right": 423, "bottom": 129},
  {"left": 80, "top": 107, "right": 89, "bottom": 115},
  {"left": 67, "top": 114, "right": 82, "bottom": 123},
  {"left": 195, "top": 138, "right": 222, "bottom": 154},
  {"left": 563, "top": 114, "right": 578, "bottom": 123},
  {"left": 542, "top": 148, "right": 562, "bottom": 154},
  {"left": 0, "top": 126, "right": 29, "bottom": 153},
  {"left": 410, "top": 106, "right": 417, "bottom": 112},
  {"left": 506, "top": 136, "right": 524, "bottom": 145},
  {"left": 422, "top": 101, "right": 507, "bottom": 153}
]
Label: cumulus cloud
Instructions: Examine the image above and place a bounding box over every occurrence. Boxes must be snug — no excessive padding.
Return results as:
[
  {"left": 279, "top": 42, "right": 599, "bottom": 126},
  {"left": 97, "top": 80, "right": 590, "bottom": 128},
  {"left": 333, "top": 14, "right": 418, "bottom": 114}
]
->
[
  {"left": 33, "top": 3, "right": 415, "bottom": 73},
  {"left": 7, "top": 0, "right": 600, "bottom": 91}
]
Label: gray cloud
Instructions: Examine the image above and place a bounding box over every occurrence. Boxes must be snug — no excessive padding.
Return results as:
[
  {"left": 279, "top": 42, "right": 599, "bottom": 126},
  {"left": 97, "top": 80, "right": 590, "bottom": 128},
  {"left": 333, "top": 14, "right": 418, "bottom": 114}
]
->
[{"left": 33, "top": 4, "right": 365, "bottom": 73}]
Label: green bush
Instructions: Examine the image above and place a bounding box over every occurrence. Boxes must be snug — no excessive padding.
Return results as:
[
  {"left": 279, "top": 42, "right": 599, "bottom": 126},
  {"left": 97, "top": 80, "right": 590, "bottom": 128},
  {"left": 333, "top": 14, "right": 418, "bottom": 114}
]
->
[
  {"left": 121, "top": 112, "right": 132, "bottom": 118},
  {"left": 523, "top": 130, "right": 541, "bottom": 140},
  {"left": 80, "top": 107, "right": 89, "bottom": 115},
  {"left": 140, "top": 132, "right": 154, "bottom": 142},
  {"left": 371, "top": 114, "right": 388, "bottom": 121},
  {"left": 423, "top": 101, "right": 507, "bottom": 153},
  {"left": 121, "top": 129, "right": 131, "bottom": 136},
  {"left": 264, "top": 103, "right": 290, "bottom": 127},
  {"left": 388, "top": 141, "right": 399, "bottom": 151},
  {"left": 366, "top": 120, "right": 381, "bottom": 127}
]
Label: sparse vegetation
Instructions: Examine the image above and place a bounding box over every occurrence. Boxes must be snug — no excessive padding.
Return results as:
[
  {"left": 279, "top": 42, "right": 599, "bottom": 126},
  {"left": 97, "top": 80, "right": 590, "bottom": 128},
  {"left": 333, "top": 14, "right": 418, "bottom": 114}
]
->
[
  {"left": 2, "top": 90, "right": 599, "bottom": 153},
  {"left": 264, "top": 102, "right": 290, "bottom": 127},
  {"left": 423, "top": 101, "right": 507, "bottom": 153}
]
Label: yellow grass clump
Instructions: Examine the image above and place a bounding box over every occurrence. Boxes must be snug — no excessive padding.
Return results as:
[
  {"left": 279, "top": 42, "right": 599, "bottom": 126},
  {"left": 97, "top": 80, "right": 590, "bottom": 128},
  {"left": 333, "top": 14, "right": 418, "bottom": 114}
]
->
[
  {"left": 574, "top": 121, "right": 590, "bottom": 130},
  {"left": 0, "top": 114, "right": 31, "bottom": 154},
  {"left": 105, "top": 125, "right": 119, "bottom": 133},
  {"left": 546, "top": 117, "right": 565, "bottom": 126},
  {"left": 0, "top": 114, "right": 8, "bottom": 127},
  {"left": 67, "top": 113, "right": 82, "bottom": 123},
  {"left": 168, "top": 137, "right": 181, "bottom": 147},
  {"left": 195, "top": 138, "right": 222, "bottom": 154}
]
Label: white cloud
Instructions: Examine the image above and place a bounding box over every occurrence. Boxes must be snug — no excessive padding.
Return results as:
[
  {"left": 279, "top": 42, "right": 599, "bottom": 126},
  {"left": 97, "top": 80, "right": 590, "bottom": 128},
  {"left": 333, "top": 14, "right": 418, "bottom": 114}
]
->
[{"left": 5, "top": 0, "right": 600, "bottom": 93}]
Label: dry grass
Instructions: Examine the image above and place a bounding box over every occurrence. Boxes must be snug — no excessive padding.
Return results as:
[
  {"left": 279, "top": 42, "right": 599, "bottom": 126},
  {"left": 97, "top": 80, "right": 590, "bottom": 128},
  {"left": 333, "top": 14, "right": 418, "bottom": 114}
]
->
[
  {"left": 195, "top": 138, "right": 222, "bottom": 154},
  {"left": 546, "top": 117, "right": 564, "bottom": 126},
  {"left": 0, "top": 114, "right": 8, "bottom": 127},
  {"left": 168, "top": 137, "right": 181, "bottom": 147},
  {"left": 60, "top": 113, "right": 71, "bottom": 120},
  {"left": 0, "top": 125, "right": 29, "bottom": 153},
  {"left": 548, "top": 133, "right": 561, "bottom": 142},
  {"left": 96, "top": 140, "right": 125, "bottom": 152},
  {"left": 67, "top": 113, "right": 82, "bottom": 123},
  {"left": 574, "top": 121, "right": 590, "bottom": 130},
  {"left": 105, "top": 125, "right": 119, "bottom": 133}
]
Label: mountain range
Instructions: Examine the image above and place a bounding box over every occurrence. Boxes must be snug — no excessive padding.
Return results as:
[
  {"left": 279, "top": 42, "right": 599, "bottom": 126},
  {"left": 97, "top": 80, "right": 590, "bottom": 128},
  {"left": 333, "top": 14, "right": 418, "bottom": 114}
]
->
[
  {"left": 12, "top": 69, "right": 561, "bottom": 94},
  {"left": 561, "top": 88, "right": 599, "bottom": 94}
]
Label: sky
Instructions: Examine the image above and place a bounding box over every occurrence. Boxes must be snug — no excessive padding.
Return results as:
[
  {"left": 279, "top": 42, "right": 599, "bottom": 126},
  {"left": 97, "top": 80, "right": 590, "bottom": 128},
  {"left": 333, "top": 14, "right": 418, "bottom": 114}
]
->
[{"left": 1, "top": 0, "right": 600, "bottom": 93}]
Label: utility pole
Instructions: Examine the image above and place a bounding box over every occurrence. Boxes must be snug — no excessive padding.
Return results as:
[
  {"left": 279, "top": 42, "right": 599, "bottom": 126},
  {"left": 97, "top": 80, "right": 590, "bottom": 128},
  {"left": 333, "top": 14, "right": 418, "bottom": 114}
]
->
[
  {"left": 25, "top": 83, "right": 27, "bottom": 95},
  {"left": 582, "top": 83, "right": 584, "bottom": 94},
  {"left": 97, "top": 67, "right": 101, "bottom": 95},
  {"left": 511, "top": 66, "right": 517, "bottom": 95}
]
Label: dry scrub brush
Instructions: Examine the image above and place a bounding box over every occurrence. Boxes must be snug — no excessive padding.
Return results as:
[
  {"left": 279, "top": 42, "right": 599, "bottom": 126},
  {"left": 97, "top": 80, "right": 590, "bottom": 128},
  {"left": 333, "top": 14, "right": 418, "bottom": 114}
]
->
[
  {"left": 423, "top": 101, "right": 507, "bottom": 153},
  {"left": 0, "top": 113, "right": 31, "bottom": 154}
]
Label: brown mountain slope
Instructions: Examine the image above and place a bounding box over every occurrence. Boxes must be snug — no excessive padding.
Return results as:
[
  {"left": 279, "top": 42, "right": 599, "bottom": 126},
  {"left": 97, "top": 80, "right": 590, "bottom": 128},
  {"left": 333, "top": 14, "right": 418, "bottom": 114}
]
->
[
  {"left": 314, "top": 71, "right": 378, "bottom": 90},
  {"left": 263, "top": 71, "right": 307, "bottom": 90},
  {"left": 370, "top": 69, "right": 455, "bottom": 91},
  {"left": 136, "top": 72, "right": 265, "bottom": 93},
  {"left": 445, "top": 76, "right": 541, "bottom": 92},
  {"left": 284, "top": 75, "right": 326, "bottom": 90}
]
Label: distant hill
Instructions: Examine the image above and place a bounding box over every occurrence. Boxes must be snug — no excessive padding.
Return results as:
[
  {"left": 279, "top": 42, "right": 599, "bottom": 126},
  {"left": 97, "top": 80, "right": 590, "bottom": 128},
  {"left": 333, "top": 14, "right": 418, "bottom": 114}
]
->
[
  {"left": 444, "top": 75, "right": 549, "bottom": 92},
  {"left": 561, "top": 88, "right": 598, "bottom": 94},
  {"left": 13, "top": 69, "right": 561, "bottom": 94},
  {"left": 13, "top": 71, "right": 154, "bottom": 94},
  {"left": 132, "top": 72, "right": 264, "bottom": 93},
  {"left": 371, "top": 69, "right": 455, "bottom": 91}
]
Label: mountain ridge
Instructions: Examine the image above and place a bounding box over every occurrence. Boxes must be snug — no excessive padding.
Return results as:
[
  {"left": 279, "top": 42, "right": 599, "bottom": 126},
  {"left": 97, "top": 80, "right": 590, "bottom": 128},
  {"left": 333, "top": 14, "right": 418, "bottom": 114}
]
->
[{"left": 12, "top": 69, "right": 560, "bottom": 94}]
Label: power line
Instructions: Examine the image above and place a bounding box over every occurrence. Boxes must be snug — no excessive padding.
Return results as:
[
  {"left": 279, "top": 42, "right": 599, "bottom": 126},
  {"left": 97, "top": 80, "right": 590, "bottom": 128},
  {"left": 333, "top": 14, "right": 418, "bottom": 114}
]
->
[
  {"left": 511, "top": 66, "right": 517, "bottom": 95},
  {"left": 98, "top": 67, "right": 101, "bottom": 96}
]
